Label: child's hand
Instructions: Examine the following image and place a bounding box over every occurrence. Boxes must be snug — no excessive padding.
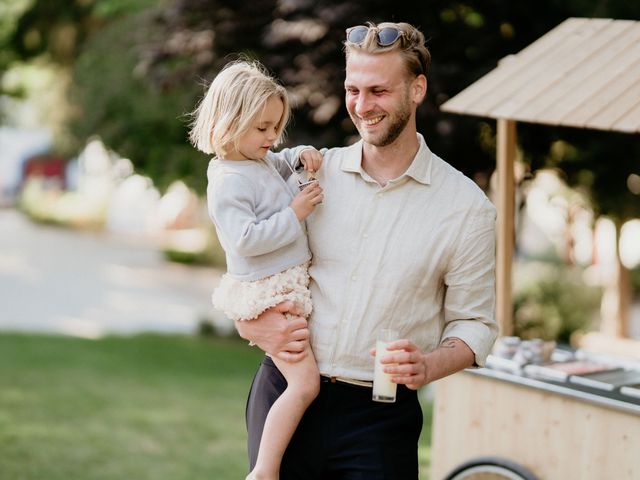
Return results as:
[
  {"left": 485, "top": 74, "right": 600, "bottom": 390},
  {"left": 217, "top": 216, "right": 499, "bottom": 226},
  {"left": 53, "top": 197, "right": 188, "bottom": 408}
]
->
[
  {"left": 300, "top": 148, "right": 323, "bottom": 176},
  {"left": 290, "top": 181, "right": 323, "bottom": 221}
]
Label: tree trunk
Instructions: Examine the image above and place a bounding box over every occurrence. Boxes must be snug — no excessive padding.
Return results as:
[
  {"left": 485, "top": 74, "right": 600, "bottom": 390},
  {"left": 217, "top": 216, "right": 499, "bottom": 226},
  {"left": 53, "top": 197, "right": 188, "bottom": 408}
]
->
[{"left": 599, "top": 221, "right": 631, "bottom": 338}]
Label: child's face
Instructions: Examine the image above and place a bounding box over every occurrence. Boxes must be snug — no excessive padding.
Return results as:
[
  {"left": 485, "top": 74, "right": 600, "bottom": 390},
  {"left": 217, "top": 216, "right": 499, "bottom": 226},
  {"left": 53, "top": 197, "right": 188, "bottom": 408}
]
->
[{"left": 226, "top": 96, "right": 284, "bottom": 161}]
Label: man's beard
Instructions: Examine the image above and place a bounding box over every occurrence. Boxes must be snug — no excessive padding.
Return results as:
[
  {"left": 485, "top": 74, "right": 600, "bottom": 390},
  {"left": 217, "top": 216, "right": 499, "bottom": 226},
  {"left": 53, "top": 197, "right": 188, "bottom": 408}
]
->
[{"left": 354, "top": 91, "right": 412, "bottom": 147}]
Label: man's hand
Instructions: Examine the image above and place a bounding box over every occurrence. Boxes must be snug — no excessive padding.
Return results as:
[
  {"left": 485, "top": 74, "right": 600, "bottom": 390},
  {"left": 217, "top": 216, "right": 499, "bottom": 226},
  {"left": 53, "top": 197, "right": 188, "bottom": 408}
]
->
[
  {"left": 370, "top": 337, "right": 475, "bottom": 390},
  {"left": 371, "top": 339, "right": 429, "bottom": 390},
  {"left": 299, "top": 147, "right": 323, "bottom": 174},
  {"left": 235, "top": 301, "right": 310, "bottom": 363}
]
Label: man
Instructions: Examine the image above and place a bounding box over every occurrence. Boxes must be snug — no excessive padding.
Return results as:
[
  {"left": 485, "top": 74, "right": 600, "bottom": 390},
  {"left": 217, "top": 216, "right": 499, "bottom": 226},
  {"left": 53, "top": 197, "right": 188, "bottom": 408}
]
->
[{"left": 236, "top": 21, "right": 498, "bottom": 479}]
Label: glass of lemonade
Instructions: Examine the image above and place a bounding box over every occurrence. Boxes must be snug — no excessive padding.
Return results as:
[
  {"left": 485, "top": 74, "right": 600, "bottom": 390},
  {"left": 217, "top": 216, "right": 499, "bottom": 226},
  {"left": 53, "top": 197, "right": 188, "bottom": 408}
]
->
[{"left": 372, "top": 328, "right": 399, "bottom": 403}]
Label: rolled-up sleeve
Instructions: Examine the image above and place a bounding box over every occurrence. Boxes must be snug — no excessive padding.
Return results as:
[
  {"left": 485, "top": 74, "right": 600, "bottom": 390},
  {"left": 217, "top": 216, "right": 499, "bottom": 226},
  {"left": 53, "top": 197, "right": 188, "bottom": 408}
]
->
[{"left": 442, "top": 198, "right": 498, "bottom": 366}]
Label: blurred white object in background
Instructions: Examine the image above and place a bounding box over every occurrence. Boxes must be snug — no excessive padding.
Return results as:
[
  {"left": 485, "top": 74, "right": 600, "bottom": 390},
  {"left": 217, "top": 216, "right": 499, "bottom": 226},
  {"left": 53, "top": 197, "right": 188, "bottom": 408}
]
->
[
  {"left": 106, "top": 174, "right": 160, "bottom": 236},
  {"left": 620, "top": 219, "right": 640, "bottom": 269}
]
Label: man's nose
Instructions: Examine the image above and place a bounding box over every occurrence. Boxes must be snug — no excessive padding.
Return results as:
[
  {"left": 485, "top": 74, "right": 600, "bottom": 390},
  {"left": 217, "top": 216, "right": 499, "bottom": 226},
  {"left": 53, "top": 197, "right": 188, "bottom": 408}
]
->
[{"left": 355, "top": 92, "right": 373, "bottom": 116}]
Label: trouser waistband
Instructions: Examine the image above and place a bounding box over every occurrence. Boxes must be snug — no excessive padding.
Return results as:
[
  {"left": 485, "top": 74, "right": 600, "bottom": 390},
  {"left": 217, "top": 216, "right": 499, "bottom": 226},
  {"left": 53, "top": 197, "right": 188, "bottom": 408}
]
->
[{"left": 320, "top": 375, "right": 373, "bottom": 388}]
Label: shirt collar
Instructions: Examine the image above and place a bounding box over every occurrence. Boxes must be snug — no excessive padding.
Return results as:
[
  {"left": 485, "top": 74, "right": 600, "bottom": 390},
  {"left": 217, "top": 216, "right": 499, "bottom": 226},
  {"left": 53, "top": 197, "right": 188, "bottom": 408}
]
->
[{"left": 341, "top": 133, "right": 433, "bottom": 185}]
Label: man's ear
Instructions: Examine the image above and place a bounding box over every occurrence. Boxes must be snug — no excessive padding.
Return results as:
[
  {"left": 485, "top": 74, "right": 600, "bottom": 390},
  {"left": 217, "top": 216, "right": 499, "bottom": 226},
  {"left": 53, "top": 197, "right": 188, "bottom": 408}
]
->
[{"left": 412, "top": 74, "right": 427, "bottom": 104}]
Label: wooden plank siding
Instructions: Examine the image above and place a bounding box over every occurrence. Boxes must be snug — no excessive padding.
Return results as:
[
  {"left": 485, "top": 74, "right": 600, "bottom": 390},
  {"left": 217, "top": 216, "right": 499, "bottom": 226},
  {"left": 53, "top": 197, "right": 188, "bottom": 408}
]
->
[
  {"left": 440, "top": 18, "right": 587, "bottom": 114},
  {"left": 431, "top": 372, "right": 640, "bottom": 480},
  {"left": 441, "top": 18, "right": 640, "bottom": 134}
]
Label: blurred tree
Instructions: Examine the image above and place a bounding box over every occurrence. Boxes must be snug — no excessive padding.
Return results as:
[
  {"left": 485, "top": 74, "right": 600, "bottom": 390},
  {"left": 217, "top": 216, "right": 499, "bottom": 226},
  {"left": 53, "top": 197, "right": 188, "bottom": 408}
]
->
[
  {"left": 136, "top": 0, "right": 640, "bottom": 190},
  {"left": 521, "top": 126, "right": 640, "bottom": 337},
  {"left": 0, "top": 0, "right": 158, "bottom": 128},
  {"left": 7, "top": 1, "right": 92, "bottom": 66},
  {"left": 70, "top": 6, "right": 207, "bottom": 192},
  {"left": 4, "top": 0, "right": 640, "bottom": 203},
  {"left": 513, "top": 262, "right": 602, "bottom": 342},
  {"left": 0, "top": 0, "right": 32, "bottom": 101},
  {"left": 3, "top": 0, "right": 159, "bottom": 66}
]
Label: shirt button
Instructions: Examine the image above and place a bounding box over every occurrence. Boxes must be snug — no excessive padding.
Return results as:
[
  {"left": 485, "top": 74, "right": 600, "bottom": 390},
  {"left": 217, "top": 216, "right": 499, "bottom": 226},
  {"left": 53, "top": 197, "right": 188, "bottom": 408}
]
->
[
  {"left": 363, "top": 233, "right": 368, "bottom": 239},
  {"left": 351, "top": 275, "right": 357, "bottom": 281}
]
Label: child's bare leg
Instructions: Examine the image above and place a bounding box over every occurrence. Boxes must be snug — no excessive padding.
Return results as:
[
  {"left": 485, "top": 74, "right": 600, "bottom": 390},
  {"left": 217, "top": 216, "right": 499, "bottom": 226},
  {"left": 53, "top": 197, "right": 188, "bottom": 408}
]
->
[{"left": 247, "top": 344, "right": 319, "bottom": 480}]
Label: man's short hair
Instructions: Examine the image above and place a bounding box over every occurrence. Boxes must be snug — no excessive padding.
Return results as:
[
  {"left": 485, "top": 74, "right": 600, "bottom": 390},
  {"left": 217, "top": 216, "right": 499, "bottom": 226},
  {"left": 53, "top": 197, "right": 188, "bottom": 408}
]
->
[{"left": 344, "top": 22, "right": 431, "bottom": 79}]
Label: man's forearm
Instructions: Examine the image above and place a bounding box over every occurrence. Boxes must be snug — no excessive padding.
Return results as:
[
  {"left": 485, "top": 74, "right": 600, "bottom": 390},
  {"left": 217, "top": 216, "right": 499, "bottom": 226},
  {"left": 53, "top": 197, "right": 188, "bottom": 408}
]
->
[{"left": 422, "top": 337, "right": 475, "bottom": 384}]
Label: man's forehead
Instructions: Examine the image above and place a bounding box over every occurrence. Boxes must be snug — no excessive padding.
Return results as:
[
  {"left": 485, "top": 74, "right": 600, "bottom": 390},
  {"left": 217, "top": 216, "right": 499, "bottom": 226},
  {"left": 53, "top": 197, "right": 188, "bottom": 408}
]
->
[{"left": 345, "top": 51, "right": 406, "bottom": 85}]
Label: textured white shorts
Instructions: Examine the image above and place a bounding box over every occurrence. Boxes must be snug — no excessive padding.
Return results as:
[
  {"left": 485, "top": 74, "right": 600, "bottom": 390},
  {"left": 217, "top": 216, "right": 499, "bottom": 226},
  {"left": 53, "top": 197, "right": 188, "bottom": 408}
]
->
[{"left": 211, "top": 262, "right": 312, "bottom": 321}]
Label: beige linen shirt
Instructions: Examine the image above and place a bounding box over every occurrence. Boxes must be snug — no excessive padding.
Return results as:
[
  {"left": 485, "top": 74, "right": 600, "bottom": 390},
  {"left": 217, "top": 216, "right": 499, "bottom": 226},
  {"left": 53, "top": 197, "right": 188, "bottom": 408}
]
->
[{"left": 305, "top": 134, "right": 498, "bottom": 381}]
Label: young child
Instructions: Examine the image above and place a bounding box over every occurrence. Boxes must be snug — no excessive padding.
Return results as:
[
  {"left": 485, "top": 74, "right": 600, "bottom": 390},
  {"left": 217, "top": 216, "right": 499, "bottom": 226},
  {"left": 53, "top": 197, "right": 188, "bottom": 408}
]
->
[{"left": 189, "top": 60, "right": 323, "bottom": 480}]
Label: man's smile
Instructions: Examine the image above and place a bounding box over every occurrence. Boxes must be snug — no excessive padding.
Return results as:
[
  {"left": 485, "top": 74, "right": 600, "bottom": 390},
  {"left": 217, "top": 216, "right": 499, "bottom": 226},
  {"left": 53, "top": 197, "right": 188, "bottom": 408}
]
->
[{"left": 361, "top": 115, "right": 384, "bottom": 127}]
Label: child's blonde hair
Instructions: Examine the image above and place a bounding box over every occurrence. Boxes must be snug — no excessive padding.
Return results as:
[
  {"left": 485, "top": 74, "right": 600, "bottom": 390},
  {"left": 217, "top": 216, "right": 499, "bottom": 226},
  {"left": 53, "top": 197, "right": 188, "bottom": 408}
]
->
[{"left": 189, "top": 60, "right": 290, "bottom": 156}]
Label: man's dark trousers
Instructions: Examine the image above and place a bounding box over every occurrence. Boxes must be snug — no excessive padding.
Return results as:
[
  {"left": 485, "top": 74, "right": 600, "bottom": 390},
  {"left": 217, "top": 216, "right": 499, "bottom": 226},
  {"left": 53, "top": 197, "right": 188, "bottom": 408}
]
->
[{"left": 246, "top": 355, "right": 423, "bottom": 479}]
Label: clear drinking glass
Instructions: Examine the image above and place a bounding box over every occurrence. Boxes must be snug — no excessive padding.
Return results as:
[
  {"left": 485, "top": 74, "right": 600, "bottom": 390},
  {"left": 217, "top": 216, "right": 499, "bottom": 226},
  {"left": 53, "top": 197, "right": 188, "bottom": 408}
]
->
[{"left": 372, "top": 328, "right": 399, "bottom": 403}]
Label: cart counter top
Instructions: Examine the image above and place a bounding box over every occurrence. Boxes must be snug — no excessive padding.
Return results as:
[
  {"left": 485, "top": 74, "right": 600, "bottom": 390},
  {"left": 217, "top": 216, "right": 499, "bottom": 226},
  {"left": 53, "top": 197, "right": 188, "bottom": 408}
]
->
[{"left": 468, "top": 362, "right": 640, "bottom": 416}]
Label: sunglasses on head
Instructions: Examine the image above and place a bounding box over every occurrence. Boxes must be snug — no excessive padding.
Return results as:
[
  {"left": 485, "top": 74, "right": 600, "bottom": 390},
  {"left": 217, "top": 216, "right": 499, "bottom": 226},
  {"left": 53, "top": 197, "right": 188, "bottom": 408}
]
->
[{"left": 346, "top": 25, "right": 406, "bottom": 47}]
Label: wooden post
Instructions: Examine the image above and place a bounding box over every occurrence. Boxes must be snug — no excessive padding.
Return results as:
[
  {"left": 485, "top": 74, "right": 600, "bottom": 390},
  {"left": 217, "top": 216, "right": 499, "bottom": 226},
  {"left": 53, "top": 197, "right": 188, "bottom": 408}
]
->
[
  {"left": 496, "top": 119, "right": 516, "bottom": 336},
  {"left": 600, "top": 221, "right": 631, "bottom": 338}
]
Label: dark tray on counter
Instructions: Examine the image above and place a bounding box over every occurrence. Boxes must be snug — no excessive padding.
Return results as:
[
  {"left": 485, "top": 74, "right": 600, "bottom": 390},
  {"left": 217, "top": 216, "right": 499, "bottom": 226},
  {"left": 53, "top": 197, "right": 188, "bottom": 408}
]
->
[{"left": 483, "top": 350, "right": 640, "bottom": 414}]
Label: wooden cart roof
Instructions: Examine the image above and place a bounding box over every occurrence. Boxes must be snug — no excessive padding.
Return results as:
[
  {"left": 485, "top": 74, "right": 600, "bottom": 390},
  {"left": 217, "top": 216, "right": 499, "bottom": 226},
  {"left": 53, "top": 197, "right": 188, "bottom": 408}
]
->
[{"left": 440, "top": 17, "right": 640, "bottom": 133}]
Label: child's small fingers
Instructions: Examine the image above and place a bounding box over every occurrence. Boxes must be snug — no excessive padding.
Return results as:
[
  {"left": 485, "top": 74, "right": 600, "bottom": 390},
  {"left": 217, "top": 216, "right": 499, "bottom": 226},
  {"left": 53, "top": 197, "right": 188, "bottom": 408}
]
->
[
  {"left": 303, "top": 185, "right": 322, "bottom": 196},
  {"left": 305, "top": 183, "right": 321, "bottom": 194},
  {"left": 304, "top": 189, "right": 316, "bottom": 200}
]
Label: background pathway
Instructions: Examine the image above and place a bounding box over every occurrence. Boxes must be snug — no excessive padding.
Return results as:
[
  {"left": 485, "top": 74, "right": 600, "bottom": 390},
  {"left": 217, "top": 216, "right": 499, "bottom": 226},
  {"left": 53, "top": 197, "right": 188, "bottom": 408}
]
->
[{"left": 0, "top": 208, "right": 229, "bottom": 337}]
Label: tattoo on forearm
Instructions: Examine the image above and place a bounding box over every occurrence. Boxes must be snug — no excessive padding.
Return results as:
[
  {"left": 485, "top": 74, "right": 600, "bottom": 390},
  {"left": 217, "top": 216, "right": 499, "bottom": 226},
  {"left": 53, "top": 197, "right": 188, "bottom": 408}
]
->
[{"left": 439, "top": 338, "right": 458, "bottom": 349}]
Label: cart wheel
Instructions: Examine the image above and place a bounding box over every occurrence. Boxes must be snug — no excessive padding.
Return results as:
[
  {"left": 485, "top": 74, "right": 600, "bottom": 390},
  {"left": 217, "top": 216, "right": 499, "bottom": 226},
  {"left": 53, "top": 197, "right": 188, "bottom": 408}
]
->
[{"left": 443, "top": 456, "right": 538, "bottom": 480}]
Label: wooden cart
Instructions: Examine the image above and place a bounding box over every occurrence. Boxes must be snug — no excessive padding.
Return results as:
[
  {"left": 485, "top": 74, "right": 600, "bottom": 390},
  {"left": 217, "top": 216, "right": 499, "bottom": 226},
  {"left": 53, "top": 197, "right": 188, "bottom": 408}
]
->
[
  {"left": 431, "top": 17, "right": 640, "bottom": 480},
  {"left": 431, "top": 365, "right": 640, "bottom": 479}
]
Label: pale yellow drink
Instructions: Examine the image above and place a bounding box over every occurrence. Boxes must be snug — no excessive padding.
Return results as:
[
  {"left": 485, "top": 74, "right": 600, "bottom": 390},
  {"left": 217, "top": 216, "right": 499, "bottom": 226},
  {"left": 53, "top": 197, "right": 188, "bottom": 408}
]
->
[{"left": 373, "top": 329, "right": 398, "bottom": 403}]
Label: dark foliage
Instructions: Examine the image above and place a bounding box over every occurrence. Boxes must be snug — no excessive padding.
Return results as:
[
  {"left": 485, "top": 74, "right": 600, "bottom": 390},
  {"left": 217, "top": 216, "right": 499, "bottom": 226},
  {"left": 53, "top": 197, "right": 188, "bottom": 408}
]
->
[{"left": 4, "top": 0, "right": 640, "bottom": 216}]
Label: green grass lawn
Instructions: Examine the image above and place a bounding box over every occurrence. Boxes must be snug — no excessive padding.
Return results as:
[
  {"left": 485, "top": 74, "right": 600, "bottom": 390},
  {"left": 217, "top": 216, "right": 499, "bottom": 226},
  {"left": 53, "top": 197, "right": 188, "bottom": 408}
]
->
[{"left": 0, "top": 333, "right": 432, "bottom": 479}]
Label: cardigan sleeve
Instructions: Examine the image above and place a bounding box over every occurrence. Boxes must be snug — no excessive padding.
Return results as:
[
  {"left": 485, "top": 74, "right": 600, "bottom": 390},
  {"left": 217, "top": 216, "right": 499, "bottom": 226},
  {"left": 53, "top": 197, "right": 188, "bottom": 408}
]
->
[{"left": 207, "top": 172, "right": 304, "bottom": 258}]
